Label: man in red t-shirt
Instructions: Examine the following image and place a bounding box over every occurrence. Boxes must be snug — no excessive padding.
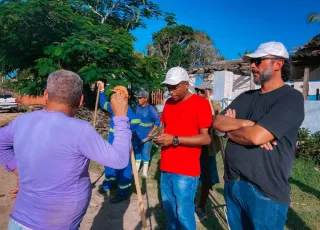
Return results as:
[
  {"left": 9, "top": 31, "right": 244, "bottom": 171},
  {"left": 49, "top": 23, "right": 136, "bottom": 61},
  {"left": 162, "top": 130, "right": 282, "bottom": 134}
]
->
[{"left": 154, "top": 66, "right": 212, "bottom": 230}]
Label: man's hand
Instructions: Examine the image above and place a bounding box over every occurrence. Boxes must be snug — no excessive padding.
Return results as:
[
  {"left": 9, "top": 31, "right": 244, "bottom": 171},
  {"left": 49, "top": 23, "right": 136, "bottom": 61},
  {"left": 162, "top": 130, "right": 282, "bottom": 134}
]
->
[
  {"left": 9, "top": 181, "right": 18, "bottom": 199},
  {"left": 111, "top": 89, "right": 128, "bottom": 117},
  {"left": 225, "top": 109, "right": 236, "bottom": 118},
  {"left": 97, "top": 81, "right": 105, "bottom": 92},
  {"left": 9, "top": 169, "right": 19, "bottom": 199},
  {"left": 224, "top": 109, "right": 255, "bottom": 127},
  {"left": 260, "top": 140, "right": 277, "bottom": 150},
  {"left": 154, "top": 134, "right": 174, "bottom": 147}
]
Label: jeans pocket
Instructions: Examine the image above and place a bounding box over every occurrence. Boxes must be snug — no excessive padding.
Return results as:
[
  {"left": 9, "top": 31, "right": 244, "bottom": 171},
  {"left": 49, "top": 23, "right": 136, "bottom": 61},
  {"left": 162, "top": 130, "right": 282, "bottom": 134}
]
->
[{"left": 251, "top": 184, "right": 271, "bottom": 201}]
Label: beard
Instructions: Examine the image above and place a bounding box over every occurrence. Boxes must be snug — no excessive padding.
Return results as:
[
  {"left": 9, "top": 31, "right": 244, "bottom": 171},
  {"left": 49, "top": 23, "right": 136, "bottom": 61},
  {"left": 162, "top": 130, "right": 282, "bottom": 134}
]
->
[{"left": 253, "top": 66, "right": 272, "bottom": 85}]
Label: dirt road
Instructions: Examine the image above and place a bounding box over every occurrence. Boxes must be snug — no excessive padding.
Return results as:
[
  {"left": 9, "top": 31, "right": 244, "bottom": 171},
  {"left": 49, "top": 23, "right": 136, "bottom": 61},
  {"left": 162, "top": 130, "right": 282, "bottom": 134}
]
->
[
  {"left": 0, "top": 168, "right": 16, "bottom": 230},
  {"left": 0, "top": 168, "right": 162, "bottom": 230},
  {"left": 0, "top": 112, "right": 21, "bottom": 127},
  {"left": 0, "top": 112, "right": 164, "bottom": 230}
]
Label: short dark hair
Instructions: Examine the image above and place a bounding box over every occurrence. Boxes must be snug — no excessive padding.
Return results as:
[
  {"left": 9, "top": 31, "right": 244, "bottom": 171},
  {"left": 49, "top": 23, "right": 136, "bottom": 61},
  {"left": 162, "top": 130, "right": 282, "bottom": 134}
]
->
[{"left": 281, "top": 58, "right": 291, "bottom": 82}]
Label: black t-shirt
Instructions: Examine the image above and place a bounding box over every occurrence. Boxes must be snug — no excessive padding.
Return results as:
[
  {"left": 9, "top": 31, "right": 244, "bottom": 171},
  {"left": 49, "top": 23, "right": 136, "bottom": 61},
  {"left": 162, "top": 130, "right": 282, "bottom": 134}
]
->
[{"left": 222, "top": 85, "right": 304, "bottom": 205}]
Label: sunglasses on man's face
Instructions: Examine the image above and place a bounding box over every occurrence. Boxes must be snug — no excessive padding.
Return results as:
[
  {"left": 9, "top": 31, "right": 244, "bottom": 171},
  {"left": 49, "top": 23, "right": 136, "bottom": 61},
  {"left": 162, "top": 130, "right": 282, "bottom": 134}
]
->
[
  {"left": 250, "top": 57, "right": 280, "bottom": 66},
  {"left": 196, "top": 89, "right": 205, "bottom": 94}
]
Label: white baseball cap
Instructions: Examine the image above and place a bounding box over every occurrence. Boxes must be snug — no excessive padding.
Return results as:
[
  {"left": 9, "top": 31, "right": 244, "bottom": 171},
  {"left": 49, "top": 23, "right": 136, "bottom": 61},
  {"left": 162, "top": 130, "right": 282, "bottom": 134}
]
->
[
  {"left": 162, "top": 67, "right": 189, "bottom": 85},
  {"left": 243, "top": 41, "right": 289, "bottom": 62}
]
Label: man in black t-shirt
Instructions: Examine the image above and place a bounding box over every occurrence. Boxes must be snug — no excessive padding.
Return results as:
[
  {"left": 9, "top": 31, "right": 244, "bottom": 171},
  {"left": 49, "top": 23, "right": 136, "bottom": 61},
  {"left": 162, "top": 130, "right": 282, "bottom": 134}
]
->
[{"left": 213, "top": 41, "right": 304, "bottom": 230}]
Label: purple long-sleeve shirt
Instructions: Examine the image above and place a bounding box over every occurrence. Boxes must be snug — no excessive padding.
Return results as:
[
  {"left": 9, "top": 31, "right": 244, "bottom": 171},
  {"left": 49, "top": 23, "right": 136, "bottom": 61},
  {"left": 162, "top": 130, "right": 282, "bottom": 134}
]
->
[{"left": 0, "top": 109, "right": 131, "bottom": 230}]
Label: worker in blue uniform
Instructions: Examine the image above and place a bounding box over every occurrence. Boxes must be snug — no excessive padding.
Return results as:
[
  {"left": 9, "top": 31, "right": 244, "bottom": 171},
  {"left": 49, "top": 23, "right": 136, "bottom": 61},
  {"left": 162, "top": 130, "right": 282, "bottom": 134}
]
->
[
  {"left": 133, "top": 90, "right": 160, "bottom": 178},
  {"left": 97, "top": 81, "right": 140, "bottom": 203}
]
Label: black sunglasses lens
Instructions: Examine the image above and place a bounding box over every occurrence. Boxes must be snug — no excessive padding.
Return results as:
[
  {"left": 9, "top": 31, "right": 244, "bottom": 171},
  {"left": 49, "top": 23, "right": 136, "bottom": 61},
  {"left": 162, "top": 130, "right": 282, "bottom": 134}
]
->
[
  {"left": 250, "top": 58, "right": 261, "bottom": 65},
  {"left": 196, "top": 89, "right": 205, "bottom": 94}
]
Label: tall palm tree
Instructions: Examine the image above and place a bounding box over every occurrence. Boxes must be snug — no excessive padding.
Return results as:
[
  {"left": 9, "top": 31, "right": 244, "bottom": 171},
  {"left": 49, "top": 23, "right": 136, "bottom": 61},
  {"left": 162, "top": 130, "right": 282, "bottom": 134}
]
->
[{"left": 308, "top": 13, "right": 320, "bottom": 24}]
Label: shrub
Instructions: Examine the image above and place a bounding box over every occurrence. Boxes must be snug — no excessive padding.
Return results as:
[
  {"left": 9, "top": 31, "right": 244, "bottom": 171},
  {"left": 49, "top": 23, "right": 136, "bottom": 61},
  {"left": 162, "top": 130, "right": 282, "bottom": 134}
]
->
[{"left": 296, "top": 128, "right": 320, "bottom": 165}]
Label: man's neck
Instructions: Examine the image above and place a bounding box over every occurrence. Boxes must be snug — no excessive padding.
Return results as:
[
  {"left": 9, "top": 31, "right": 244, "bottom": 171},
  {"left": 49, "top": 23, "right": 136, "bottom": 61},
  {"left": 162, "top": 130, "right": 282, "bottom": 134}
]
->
[
  {"left": 181, "top": 91, "right": 192, "bottom": 102},
  {"left": 260, "top": 77, "right": 285, "bottom": 94},
  {"left": 140, "top": 102, "right": 148, "bottom": 107},
  {"left": 45, "top": 101, "right": 76, "bottom": 117}
]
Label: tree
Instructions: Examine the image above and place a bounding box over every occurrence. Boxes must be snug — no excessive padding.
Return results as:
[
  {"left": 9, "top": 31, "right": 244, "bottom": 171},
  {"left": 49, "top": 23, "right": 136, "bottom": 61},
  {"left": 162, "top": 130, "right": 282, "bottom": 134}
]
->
[
  {"left": 0, "top": 0, "right": 168, "bottom": 96},
  {"left": 308, "top": 13, "right": 320, "bottom": 24},
  {"left": 0, "top": 0, "right": 90, "bottom": 74},
  {"left": 133, "top": 54, "right": 164, "bottom": 91},
  {"left": 238, "top": 50, "right": 253, "bottom": 59},
  {"left": 185, "top": 30, "right": 220, "bottom": 66},
  {"left": 35, "top": 25, "right": 138, "bottom": 95},
  {"left": 66, "top": 0, "right": 176, "bottom": 30},
  {"left": 151, "top": 25, "right": 194, "bottom": 69},
  {"left": 167, "top": 44, "right": 191, "bottom": 68},
  {"left": 150, "top": 26, "right": 222, "bottom": 69}
]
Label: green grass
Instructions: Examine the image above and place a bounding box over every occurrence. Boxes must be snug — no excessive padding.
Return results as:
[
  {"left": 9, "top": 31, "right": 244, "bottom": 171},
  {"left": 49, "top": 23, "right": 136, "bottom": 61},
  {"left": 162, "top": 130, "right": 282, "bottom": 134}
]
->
[
  {"left": 89, "top": 147, "right": 320, "bottom": 230},
  {"left": 287, "top": 158, "right": 320, "bottom": 230}
]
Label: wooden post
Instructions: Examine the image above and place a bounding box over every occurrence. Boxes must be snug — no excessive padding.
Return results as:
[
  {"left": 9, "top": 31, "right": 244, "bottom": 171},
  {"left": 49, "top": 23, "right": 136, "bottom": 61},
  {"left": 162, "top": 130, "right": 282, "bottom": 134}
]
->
[
  {"left": 93, "top": 86, "right": 100, "bottom": 128},
  {"left": 131, "top": 149, "right": 148, "bottom": 229},
  {"left": 303, "top": 67, "right": 310, "bottom": 100},
  {"left": 250, "top": 72, "right": 255, "bottom": 90}
]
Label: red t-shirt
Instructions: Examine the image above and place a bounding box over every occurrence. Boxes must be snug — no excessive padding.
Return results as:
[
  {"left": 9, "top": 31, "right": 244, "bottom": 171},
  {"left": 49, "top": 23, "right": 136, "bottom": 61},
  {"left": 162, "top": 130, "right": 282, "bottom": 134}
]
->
[{"left": 160, "top": 94, "right": 212, "bottom": 177}]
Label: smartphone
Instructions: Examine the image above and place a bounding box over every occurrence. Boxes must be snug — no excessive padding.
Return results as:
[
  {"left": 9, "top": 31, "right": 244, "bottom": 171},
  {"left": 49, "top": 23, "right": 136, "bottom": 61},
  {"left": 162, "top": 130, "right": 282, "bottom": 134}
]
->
[{"left": 149, "top": 135, "right": 157, "bottom": 140}]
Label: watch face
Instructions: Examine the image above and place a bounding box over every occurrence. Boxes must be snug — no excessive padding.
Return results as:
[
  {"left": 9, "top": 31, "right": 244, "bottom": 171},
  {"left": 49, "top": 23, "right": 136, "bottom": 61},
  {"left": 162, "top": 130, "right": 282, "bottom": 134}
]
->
[{"left": 173, "top": 136, "right": 179, "bottom": 145}]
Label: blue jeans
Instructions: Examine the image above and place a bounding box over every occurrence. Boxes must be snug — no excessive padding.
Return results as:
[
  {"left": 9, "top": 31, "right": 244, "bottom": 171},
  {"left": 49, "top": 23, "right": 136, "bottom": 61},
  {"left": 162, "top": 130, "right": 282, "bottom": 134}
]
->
[
  {"left": 8, "top": 218, "right": 31, "bottom": 230},
  {"left": 224, "top": 181, "right": 288, "bottom": 230},
  {"left": 161, "top": 172, "right": 199, "bottom": 230}
]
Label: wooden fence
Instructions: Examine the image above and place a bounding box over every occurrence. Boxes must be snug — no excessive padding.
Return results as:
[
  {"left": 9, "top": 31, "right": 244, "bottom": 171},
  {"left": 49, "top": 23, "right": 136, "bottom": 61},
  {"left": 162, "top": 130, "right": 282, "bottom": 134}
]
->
[{"left": 151, "top": 89, "right": 164, "bottom": 105}]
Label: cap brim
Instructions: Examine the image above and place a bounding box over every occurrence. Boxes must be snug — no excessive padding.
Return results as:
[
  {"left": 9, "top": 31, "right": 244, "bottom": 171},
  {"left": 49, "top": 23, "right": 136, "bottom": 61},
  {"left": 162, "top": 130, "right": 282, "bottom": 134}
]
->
[
  {"left": 243, "top": 51, "right": 268, "bottom": 62},
  {"left": 161, "top": 79, "right": 182, "bottom": 85}
]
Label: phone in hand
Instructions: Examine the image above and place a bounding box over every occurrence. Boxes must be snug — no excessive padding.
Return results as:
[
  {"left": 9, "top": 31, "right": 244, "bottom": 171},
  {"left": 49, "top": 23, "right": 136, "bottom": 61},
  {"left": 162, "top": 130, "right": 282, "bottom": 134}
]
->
[{"left": 149, "top": 135, "right": 158, "bottom": 140}]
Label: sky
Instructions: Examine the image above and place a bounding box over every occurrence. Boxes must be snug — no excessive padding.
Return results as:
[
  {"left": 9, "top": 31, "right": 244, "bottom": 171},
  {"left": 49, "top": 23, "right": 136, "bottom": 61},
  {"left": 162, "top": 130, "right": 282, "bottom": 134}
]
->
[{"left": 132, "top": 0, "right": 320, "bottom": 60}]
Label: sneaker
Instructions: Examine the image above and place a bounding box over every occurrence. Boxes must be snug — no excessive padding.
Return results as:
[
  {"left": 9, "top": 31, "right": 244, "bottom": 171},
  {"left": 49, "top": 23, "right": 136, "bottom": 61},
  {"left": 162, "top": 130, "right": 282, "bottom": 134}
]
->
[
  {"left": 195, "top": 206, "right": 208, "bottom": 221},
  {"left": 109, "top": 195, "right": 129, "bottom": 204},
  {"left": 97, "top": 187, "right": 110, "bottom": 196}
]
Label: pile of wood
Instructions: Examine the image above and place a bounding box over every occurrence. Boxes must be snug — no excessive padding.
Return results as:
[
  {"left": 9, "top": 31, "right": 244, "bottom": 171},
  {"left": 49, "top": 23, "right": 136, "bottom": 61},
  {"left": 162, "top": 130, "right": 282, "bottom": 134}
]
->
[
  {"left": 0, "top": 106, "right": 110, "bottom": 139},
  {"left": 75, "top": 107, "right": 110, "bottom": 138}
]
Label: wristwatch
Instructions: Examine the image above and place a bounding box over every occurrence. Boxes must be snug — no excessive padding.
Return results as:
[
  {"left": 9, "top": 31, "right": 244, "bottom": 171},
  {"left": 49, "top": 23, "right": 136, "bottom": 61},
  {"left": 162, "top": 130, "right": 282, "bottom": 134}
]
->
[{"left": 172, "top": 136, "right": 179, "bottom": 146}]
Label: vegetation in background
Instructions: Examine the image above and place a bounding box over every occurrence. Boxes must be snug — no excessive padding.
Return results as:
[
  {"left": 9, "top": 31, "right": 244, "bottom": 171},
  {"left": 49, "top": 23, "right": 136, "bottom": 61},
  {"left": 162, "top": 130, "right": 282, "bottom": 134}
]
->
[{"left": 296, "top": 128, "right": 320, "bottom": 165}]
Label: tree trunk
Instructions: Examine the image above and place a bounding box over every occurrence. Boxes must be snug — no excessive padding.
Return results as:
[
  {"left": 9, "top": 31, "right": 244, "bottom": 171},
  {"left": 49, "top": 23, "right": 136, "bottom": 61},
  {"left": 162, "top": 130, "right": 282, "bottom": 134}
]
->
[{"left": 303, "top": 67, "right": 310, "bottom": 100}]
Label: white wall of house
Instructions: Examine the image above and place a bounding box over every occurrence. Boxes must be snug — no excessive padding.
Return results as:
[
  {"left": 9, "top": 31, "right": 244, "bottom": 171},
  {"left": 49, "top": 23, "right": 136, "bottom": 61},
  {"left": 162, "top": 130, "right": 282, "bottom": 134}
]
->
[
  {"left": 213, "top": 71, "right": 252, "bottom": 100},
  {"left": 286, "top": 81, "right": 320, "bottom": 97},
  {"left": 213, "top": 70, "right": 320, "bottom": 100},
  {"left": 301, "top": 101, "right": 320, "bottom": 134}
]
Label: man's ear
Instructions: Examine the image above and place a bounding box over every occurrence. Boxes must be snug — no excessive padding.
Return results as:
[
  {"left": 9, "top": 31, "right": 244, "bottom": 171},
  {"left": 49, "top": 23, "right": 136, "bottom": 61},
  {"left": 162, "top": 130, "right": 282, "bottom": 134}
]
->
[
  {"left": 44, "top": 90, "right": 49, "bottom": 101},
  {"left": 184, "top": 81, "right": 190, "bottom": 89},
  {"left": 274, "top": 59, "right": 284, "bottom": 71},
  {"left": 78, "top": 94, "right": 84, "bottom": 108}
]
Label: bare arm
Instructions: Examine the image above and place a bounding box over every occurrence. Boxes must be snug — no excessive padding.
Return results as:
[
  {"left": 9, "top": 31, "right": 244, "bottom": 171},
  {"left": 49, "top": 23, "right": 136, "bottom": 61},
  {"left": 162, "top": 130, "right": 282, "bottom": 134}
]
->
[
  {"left": 178, "top": 128, "right": 210, "bottom": 146},
  {"left": 12, "top": 168, "right": 18, "bottom": 176},
  {"left": 154, "top": 128, "right": 210, "bottom": 147},
  {"left": 213, "top": 114, "right": 254, "bottom": 132},
  {"left": 148, "top": 125, "right": 159, "bottom": 136},
  {"left": 227, "top": 124, "right": 275, "bottom": 146},
  {"left": 158, "top": 123, "right": 164, "bottom": 135}
]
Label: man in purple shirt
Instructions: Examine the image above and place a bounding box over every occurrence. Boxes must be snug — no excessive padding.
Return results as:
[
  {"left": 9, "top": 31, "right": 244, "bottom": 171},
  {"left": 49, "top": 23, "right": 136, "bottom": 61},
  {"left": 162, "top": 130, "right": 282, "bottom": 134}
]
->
[{"left": 0, "top": 70, "right": 131, "bottom": 230}]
